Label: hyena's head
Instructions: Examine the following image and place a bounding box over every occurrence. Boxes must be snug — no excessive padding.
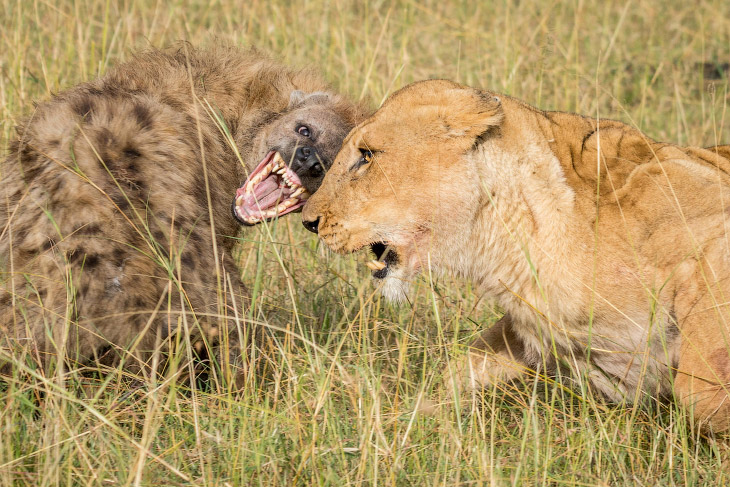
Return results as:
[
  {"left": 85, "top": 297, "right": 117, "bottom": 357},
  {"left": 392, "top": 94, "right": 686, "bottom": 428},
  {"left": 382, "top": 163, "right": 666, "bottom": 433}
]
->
[{"left": 233, "top": 91, "right": 365, "bottom": 226}]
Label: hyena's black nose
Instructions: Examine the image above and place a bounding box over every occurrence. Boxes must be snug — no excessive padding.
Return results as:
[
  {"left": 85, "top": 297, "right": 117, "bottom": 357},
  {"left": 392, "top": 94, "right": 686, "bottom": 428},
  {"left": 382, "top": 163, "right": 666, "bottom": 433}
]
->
[
  {"left": 296, "top": 146, "right": 311, "bottom": 159},
  {"left": 293, "top": 146, "right": 324, "bottom": 178},
  {"left": 302, "top": 216, "right": 320, "bottom": 234}
]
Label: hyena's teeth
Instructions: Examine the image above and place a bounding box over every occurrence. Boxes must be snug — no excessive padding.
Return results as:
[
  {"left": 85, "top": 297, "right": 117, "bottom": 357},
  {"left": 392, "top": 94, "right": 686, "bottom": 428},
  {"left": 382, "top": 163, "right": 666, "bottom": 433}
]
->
[
  {"left": 236, "top": 195, "right": 245, "bottom": 206},
  {"left": 366, "top": 260, "right": 386, "bottom": 271},
  {"left": 299, "top": 191, "right": 310, "bottom": 200},
  {"left": 244, "top": 178, "right": 258, "bottom": 194},
  {"left": 260, "top": 163, "right": 273, "bottom": 178},
  {"left": 276, "top": 200, "right": 292, "bottom": 212},
  {"left": 291, "top": 187, "right": 305, "bottom": 198},
  {"left": 273, "top": 152, "right": 285, "bottom": 166}
]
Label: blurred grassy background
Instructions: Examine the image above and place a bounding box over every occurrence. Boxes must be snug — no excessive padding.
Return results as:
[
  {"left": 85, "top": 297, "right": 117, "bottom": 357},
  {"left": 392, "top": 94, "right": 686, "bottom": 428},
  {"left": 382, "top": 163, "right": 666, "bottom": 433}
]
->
[{"left": 1, "top": 0, "right": 730, "bottom": 485}]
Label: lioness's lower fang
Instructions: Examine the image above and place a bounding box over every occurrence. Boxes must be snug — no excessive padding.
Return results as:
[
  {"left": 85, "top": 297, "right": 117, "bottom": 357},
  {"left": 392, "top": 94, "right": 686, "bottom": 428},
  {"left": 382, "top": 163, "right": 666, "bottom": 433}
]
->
[{"left": 366, "top": 260, "right": 386, "bottom": 271}]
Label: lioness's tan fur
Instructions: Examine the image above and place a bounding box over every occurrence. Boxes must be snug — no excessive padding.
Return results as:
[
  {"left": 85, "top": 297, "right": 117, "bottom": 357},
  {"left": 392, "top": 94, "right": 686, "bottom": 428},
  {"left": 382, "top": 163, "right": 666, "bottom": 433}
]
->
[{"left": 304, "top": 79, "right": 730, "bottom": 430}]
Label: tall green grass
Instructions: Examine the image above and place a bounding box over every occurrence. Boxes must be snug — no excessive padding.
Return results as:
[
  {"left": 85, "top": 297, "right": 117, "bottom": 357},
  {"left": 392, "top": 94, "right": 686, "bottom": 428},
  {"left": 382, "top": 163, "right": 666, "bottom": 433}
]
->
[{"left": 1, "top": 0, "right": 730, "bottom": 485}]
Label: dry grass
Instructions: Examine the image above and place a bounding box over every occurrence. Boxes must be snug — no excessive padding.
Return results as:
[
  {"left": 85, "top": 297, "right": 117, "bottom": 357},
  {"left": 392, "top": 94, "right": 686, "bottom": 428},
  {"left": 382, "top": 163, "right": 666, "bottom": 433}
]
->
[{"left": 1, "top": 0, "right": 730, "bottom": 485}]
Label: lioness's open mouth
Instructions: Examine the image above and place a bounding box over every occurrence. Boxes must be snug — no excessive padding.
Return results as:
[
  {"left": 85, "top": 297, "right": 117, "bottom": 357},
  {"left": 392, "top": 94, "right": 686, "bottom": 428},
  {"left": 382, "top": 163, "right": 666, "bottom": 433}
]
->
[
  {"left": 233, "top": 151, "right": 310, "bottom": 225},
  {"left": 366, "top": 242, "right": 400, "bottom": 278}
]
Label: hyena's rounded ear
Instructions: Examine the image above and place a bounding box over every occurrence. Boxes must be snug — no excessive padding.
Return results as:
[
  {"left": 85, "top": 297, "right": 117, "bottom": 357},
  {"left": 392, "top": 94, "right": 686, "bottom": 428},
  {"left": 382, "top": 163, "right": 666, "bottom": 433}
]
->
[
  {"left": 438, "top": 87, "right": 504, "bottom": 141},
  {"left": 288, "top": 90, "right": 307, "bottom": 107},
  {"left": 288, "top": 90, "right": 332, "bottom": 108}
]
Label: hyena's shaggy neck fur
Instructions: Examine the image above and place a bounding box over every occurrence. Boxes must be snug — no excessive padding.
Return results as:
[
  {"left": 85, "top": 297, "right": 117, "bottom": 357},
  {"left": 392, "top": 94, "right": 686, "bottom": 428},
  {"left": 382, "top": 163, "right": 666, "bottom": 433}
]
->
[{"left": 100, "top": 46, "right": 338, "bottom": 238}]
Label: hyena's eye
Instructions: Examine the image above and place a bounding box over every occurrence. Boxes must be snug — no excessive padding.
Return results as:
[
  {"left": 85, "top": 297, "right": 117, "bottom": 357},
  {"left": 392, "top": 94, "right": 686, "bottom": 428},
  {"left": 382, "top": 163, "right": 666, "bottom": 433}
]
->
[
  {"left": 352, "top": 149, "right": 374, "bottom": 172},
  {"left": 297, "top": 125, "right": 311, "bottom": 137}
]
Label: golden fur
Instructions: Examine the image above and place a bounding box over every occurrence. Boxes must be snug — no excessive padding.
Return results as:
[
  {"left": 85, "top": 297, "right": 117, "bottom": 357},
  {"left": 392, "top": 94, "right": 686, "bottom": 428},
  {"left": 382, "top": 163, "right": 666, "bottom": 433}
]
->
[
  {"left": 303, "top": 79, "right": 730, "bottom": 430},
  {"left": 0, "top": 44, "right": 361, "bottom": 378}
]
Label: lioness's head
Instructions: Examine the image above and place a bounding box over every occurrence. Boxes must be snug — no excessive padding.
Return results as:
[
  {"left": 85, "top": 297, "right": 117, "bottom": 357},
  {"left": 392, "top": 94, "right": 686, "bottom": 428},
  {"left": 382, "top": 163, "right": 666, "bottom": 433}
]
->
[
  {"left": 302, "top": 80, "right": 503, "bottom": 300},
  {"left": 233, "top": 91, "right": 362, "bottom": 225}
]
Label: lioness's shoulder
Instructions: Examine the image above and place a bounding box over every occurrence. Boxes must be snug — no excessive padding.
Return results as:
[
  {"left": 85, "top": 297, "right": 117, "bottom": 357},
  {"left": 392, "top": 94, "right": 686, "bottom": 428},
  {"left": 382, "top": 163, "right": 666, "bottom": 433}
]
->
[{"left": 539, "top": 110, "right": 730, "bottom": 195}]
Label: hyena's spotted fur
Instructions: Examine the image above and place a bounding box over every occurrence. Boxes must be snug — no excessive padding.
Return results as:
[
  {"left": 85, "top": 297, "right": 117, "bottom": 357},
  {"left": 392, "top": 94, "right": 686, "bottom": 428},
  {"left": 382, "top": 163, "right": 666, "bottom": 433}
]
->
[{"left": 0, "top": 45, "right": 360, "bottom": 380}]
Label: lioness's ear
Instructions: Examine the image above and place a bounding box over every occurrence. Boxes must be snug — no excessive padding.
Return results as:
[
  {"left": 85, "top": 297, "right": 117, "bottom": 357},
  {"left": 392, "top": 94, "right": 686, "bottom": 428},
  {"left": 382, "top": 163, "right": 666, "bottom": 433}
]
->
[{"left": 437, "top": 87, "right": 503, "bottom": 140}]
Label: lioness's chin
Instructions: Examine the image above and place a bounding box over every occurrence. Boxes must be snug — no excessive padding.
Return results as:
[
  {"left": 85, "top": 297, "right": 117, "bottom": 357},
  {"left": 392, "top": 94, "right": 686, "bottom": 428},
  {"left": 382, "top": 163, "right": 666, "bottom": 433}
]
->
[
  {"left": 374, "top": 270, "right": 411, "bottom": 302},
  {"left": 364, "top": 241, "right": 419, "bottom": 302}
]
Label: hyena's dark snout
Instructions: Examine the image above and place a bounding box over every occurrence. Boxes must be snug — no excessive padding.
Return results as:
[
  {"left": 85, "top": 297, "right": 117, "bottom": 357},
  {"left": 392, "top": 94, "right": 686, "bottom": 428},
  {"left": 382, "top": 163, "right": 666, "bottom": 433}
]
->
[{"left": 290, "top": 146, "right": 325, "bottom": 179}]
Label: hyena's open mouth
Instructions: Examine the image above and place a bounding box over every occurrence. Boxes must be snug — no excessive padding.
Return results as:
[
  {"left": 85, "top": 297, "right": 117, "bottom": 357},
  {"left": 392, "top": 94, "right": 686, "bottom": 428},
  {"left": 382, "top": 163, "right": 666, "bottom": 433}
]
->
[{"left": 233, "top": 151, "right": 310, "bottom": 225}]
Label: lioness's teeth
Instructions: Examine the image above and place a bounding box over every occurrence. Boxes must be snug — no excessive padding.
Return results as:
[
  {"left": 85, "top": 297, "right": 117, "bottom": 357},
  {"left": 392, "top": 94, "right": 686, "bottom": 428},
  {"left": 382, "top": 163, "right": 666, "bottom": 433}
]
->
[
  {"left": 236, "top": 195, "right": 244, "bottom": 206},
  {"left": 366, "top": 260, "right": 386, "bottom": 271}
]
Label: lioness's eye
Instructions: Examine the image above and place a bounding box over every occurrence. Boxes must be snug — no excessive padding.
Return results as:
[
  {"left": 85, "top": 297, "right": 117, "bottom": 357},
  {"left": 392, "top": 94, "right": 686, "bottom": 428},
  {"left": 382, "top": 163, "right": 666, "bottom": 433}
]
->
[
  {"left": 297, "top": 125, "right": 311, "bottom": 137},
  {"left": 352, "top": 149, "right": 374, "bottom": 172}
]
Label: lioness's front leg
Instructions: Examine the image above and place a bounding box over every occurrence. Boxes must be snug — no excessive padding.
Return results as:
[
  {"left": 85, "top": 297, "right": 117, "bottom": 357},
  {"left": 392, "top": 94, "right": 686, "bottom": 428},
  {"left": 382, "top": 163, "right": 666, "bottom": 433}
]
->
[
  {"left": 455, "top": 314, "right": 535, "bottom": 390},
  {"left": 673, "top": 288, "right": 730, "bottom": 431}
]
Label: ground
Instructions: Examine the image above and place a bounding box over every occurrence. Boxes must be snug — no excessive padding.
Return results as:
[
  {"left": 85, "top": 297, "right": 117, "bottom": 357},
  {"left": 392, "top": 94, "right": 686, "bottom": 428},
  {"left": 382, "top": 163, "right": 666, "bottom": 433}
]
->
[{"left": 1, "top": 0, "right": 729, "bottom": 485}]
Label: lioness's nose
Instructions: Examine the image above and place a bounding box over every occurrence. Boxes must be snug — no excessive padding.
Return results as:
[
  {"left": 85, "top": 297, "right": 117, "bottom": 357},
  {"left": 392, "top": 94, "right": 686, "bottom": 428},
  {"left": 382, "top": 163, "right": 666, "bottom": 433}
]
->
[{"left": 302, "top": 217, "right": 320, "bottom": 234}]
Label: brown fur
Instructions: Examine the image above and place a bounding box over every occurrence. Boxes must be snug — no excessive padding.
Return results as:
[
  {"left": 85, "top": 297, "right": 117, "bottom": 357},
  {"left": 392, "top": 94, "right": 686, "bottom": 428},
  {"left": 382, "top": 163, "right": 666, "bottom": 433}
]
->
[
  {"left": 303, "top": 79, "right": 730, "bottom": 430},
  {"left": 0, "top": 44, "right": 362, "bottom": 379}
]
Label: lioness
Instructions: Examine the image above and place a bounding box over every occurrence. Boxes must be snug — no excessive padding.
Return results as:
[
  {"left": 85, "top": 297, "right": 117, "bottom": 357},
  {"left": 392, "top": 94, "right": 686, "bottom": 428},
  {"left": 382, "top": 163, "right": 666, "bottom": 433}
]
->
[
  {"left": 303, "top": 79, "right": 730, "bottom": 430},
  {"left": 0, "top": 45, "right": 362, "bottom": 378}
]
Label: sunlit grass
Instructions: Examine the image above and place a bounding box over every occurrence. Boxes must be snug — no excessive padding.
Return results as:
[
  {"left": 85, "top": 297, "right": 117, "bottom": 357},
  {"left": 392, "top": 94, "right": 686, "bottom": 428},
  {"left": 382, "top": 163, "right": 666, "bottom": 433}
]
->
[{"left": 1, "top": 0, "right": 730, "bottom": 485}]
